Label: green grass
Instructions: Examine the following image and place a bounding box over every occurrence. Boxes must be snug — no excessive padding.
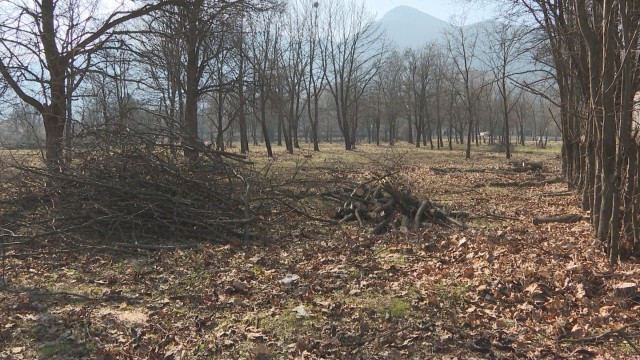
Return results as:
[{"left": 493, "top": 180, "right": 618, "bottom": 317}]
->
[
  {"left": 260, "top": 304, "right": 318, "bottom": 343},
  {"left": 38, "top": 340, "right": 93, "bottom": 358},
  {"left": 343, "top": 292, "right": 413, "bottom": 320},
  {"left": 432, "top": 281, "right": 468, "bottom": 308},
  {"left": 385, "top": 298, "right": 412, "bottom": 318}
]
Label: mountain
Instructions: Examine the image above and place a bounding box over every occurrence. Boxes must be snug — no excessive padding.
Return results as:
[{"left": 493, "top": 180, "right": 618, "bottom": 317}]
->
[
  {"left": 378, "top": 6, "right": 451, "bottom": 49},
  {"left": 378, "top": 6, "right": 541, "bottom": 73},
  {"left": 378, "top": 6, "right": 503, "bottom": 51}
]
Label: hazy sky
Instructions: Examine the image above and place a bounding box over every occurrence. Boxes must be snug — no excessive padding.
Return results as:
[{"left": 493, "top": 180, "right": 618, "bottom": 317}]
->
[{"left": 365, "top": 0, "right": 498, "bottom": 22}]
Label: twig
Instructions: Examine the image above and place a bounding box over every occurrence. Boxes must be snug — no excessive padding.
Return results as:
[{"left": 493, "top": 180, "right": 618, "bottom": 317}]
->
[
  {"left": 620, "top": 332, "right": 640, "bottom": 355},
  {"left": 541, "top": 191, "right": 573, "bottom": 197},
  {"left": 561, "top": 321, "right": 640, "bottom": 344},
  {"left": 0, "top": 286, "right": 98, "bottom": 301},
  {"left": 277, "top": 200, "right": 339, "bottom": 224},
  {"left": 6, "top": 249, "right": 79, "bottom": 258},
  {"left": 485, "top": 213, "right": 520, "bottom": 221},
  {"left": 113, "top": 243, "right": 199, "bottom": 251}
]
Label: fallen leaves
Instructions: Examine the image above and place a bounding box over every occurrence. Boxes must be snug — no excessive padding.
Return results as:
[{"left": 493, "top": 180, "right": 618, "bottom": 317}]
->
[{"left": 1, "top": 145, "right": 638, "bottom": 359}]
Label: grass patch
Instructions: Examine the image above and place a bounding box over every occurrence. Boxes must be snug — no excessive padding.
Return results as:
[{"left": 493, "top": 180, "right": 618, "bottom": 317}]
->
[
  {"left": 385, "top": 297, "right": 412, "bottom": 319},
  {"left": 260, "top": 304, "right": 318, "bottom": 343},
  {"left": 38, "top": 340, "right": 93, "bottom": 358},
  {"left": 346, "top": 292, "right": 413, "bottom": 320},
  {"left": 432, "top": 281, "right": 468, "bottom": 308}
]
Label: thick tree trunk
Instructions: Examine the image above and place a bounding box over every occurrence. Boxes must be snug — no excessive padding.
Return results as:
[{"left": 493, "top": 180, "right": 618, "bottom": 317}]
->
[
  {"left": 600, "top": 3, "right": 619, "bottom": 264},
  {"left": 43, "top": 110, "right": 65, "bottom": 169},
  {"left": 41, "top": 0, "right": 68, "bottom": 169}
]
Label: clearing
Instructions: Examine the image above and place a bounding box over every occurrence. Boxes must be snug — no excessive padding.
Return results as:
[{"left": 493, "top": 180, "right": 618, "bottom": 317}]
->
[{"left": 1, "top": 142, "right": 639, "bottom": 359}]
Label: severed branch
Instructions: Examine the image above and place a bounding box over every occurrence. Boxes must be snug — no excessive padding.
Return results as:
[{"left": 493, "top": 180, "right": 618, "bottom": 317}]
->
[
  {"left": 478, "top": 177, "right": 564, "bottom": 188},
  {"left": 541, "top": 191, "right": 574, "bottom": 197},
  {"left": 485, "top": 212, "right": 520, "bottom": 221},
  {"left": 532, "top": 214, "right": 585, "bottom": 225},
  {"left": 374, "top": 210, "right": 397, "bottom": 235},
  {"left": 113, "top": 243, "right": 198, "bottom": 251},
  {"left": 561, "top": 321, "right": 640, "bottom": 351},
  {"left": 414, "top": 200, "right": 430, "bottom": 228}
]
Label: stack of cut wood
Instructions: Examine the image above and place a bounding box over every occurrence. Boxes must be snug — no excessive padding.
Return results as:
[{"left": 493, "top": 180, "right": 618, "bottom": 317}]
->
[
  {"left": 326, "top": 181, "right": 466, "bottom": 234},
  {"left": 509, "top": 160, "right": 544, "bottom": 173}
]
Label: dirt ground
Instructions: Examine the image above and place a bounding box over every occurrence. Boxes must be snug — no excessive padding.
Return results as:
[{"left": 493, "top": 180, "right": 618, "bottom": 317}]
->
[{"left": 1, "top": 141, "right": 639, "bottom": 359}]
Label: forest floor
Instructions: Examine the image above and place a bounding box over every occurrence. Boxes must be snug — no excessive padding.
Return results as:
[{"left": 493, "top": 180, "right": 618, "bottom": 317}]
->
[{"left": 1, "top": 141, "right": 640, "bottom": 359}]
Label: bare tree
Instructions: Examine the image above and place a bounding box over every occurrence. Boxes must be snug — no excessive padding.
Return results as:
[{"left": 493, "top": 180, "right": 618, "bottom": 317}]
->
[
  {"left": 445, "top": 20, "right": 483, "bottom": 159},
  {"left": 0, "top": 0, "right": 174, "bottom": 167},
  {"left": 133, "top": 11, "right": 186, "bottom": 156},
  {"left": 321, "top": 0, "right": 384, "bottom": 150},
  {"left": 404, "top": 45, "right": 438, "bottom": 148},
  {"left": 246, "top": 9, "right": 281, "bottom": 157},
  {"left": 303, "top": 0, "right": 327, "bottom": 152},
  {"left": 482, "top": 20, "right": 531, "bottom": 158},
  {"left": 378, "top": 51, "right": 405, "bottom": 145}
]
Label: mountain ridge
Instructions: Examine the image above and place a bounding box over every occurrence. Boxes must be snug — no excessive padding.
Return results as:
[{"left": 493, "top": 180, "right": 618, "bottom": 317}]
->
[{"left": 378, "top": 6, "right": 494, "bottom": 50}]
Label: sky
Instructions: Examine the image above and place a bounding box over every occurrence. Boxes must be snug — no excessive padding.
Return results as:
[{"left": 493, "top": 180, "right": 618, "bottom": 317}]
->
[{"left": 365, "top": 0, "right": 499, "bottom": 23}]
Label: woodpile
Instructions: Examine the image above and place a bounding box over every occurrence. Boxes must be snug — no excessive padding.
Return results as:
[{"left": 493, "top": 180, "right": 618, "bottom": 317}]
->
[
  {"left": 509, "top": 160, "right": 544, "bottom": 173},
  {"left": 325, "top": 180, "right": 466, "bottom": 234}
]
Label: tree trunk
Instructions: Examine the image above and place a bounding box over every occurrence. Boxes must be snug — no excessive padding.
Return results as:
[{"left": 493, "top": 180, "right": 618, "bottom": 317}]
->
[
  {"left": 238, "top": 41, "right": 249, "bottom": 154},
  {"left": 260, "top": 97, "right": 273, "bottom": 157},
  {"left": 465, "top": 117, "right": 472, "bottom": 159}
]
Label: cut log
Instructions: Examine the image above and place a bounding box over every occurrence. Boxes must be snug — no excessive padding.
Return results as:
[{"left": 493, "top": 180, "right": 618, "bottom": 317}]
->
[
  {"left": 370, "top": 186, "right": 382, "bottom": 200},
  {"left": 614, "top": 282, "right": 637, "bottom": 297},
  {"left": 414, "top": 200, "right": 430, "bottom": 228},
  {"left": 541, "top": 191, "right": 574, "bottom": 197},
  {"left": 373, "top": 210, "right": 397, "bottom": 235},
  {"left": 449, "top": 211, "right": 470, "bottom": 219},
  {"left": 401, "top": 215, "right": 411, "bottom": 228},
  {"left": 354, "top": 207, "right": 364, "bottom": 227},
  {"left": 382, "top": 182, "right": 420, "bottom": 213},
  {"left": 484, "top": 177, "right": 564, "bottom": 188},
  {"left": 532, "top": 214, "right": 585, "bottom": 225},
  {"left": 340, "top": 213, "right": 356, "bottom": 223},
  {"left": 432, "top": 208, "right": 467, "bottom": 229},
  {"left": 374, "top": 198, "right": 397, "bottom": 213}
]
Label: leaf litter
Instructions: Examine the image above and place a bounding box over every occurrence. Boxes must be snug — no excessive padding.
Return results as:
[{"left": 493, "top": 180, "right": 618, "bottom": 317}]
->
[{"left": 1, "top": 144, "right": 639, "bottom": 359}]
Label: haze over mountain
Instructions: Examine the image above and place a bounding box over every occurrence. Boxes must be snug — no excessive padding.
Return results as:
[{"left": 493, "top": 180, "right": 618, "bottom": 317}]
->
[
  {"left": 378, "top": 6, "right": 451, "bottom": 49},
  {"left": 378, "top": 6, "right": 541, "bottom": 79},
  {"left": 379, "top": 6, "right": 498, "bottom": 50}
]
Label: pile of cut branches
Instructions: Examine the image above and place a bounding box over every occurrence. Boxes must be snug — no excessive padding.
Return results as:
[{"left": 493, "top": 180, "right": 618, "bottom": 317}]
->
[
  {"left": 1, "top": 126, "right": 258, "bottom": 246},
  {"left": 509, "top": 159, "right": 544, "bottom": 173},
  {"left": 325, "top": 179, "right": 467, "bottom": 234}
]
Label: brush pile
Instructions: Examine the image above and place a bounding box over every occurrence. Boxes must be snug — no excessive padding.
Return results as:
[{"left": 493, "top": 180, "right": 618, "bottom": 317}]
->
[
  {"left": 325, "top": 179, "right": 467, "bottom": 234},
  {"left": 1, "top": 127, "right": 256, "bottom": 245}
]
